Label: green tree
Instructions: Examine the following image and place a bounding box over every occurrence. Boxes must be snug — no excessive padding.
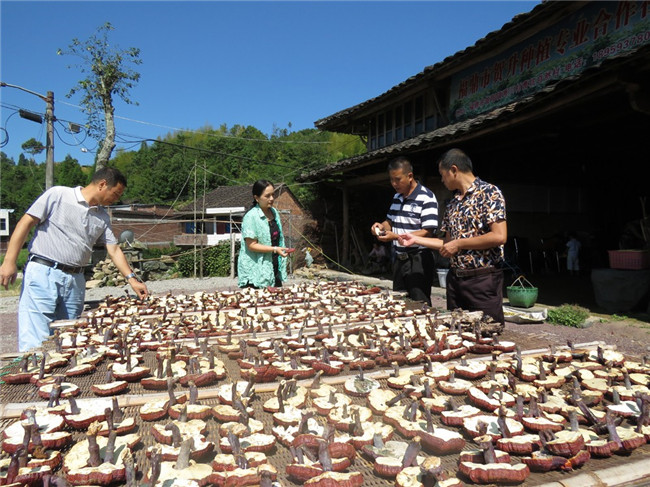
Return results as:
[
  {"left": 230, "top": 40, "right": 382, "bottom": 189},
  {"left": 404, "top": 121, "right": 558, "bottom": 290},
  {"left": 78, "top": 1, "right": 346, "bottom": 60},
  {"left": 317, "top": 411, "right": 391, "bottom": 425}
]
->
[
  {"left": 55, "top": 154, "right": 87, "bottom": 187},
  {"left": 0, "top": 152, "right": 45, "bottom": 216},
  {"left": 57, "top": 22, "right": 142, "bottom": 170},
  {"left": 21, "top": 138, "right": 45, "bottom": 156}
]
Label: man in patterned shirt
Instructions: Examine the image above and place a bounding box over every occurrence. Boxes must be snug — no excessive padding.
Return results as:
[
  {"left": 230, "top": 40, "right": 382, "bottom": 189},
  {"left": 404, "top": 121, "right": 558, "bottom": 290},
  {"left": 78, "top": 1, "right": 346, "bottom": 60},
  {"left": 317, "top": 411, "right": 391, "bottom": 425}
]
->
[
  {"left": 399, "top": 148, "right": 507, "bottom": 326},
  {"left": 371, "top": 156, "right": 438, "bottom": 305}
]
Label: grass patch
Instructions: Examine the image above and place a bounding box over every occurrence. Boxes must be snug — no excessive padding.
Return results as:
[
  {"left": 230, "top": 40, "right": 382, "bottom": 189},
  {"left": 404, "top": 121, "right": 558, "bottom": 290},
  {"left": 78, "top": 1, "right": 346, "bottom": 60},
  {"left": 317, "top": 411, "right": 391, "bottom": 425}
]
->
[
  {"left": 0, "top": 278, "right": 22, "bottom": 297},
  {"left": 547, "top": 303, "right": 590, "bottom": 328},
  {"left": 0, "top": 249, "right": 27, "bottom": 297}
]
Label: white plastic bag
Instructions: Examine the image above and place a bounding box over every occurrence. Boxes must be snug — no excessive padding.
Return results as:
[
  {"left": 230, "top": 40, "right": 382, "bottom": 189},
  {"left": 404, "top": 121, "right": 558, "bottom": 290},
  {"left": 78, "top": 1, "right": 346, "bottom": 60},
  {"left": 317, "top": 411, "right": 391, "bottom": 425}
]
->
[{"left": 503, "top": 305, "right": 547, "bottom": 324}]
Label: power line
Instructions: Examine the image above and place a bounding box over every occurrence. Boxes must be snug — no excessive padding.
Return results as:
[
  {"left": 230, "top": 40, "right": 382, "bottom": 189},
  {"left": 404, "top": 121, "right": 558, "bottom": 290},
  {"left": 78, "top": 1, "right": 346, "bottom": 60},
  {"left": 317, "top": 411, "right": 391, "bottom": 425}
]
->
[{"left": 57, "top": 99, "right": 330, "bottom": 145}]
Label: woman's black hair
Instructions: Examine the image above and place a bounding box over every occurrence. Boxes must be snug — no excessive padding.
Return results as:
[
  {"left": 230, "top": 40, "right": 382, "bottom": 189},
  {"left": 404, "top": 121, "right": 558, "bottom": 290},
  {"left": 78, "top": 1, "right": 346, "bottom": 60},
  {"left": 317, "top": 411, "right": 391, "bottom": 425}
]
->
[{"left": 251, "top": 179, "right": 274, "bottom": 208}]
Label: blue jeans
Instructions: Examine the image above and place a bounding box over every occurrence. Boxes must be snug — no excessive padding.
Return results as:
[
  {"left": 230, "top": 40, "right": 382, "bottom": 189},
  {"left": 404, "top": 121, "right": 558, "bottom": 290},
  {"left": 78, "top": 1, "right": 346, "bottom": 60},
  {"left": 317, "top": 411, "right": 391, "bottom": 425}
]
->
[{"left": 18, "top": 261, "right": 85, "bottom": 352}]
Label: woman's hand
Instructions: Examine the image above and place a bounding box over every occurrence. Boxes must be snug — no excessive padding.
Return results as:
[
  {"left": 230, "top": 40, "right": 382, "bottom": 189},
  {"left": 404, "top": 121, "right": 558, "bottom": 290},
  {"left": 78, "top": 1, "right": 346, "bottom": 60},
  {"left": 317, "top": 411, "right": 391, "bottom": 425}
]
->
[
  {"left": 398, "top": 233, "right": 418, "bottom": 247},
  {"left": 273, "top": 246, "right": 294, "bottom": 257}
]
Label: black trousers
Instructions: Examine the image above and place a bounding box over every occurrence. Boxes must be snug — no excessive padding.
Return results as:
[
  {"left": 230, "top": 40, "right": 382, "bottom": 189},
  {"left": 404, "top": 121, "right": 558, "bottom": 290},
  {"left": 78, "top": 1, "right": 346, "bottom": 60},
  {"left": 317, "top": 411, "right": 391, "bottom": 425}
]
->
[
  {"left": 446, "top": 268, "right": 505, "bottom": 325},
  {"left": 392, "top": 249, "right": 433, "bottom": 306}
]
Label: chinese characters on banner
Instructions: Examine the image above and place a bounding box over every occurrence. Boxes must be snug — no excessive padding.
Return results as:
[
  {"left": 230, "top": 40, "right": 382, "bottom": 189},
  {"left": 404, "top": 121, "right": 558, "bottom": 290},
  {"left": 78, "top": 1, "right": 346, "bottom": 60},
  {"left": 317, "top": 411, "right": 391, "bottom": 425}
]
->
[{"left": 449, "top": 1, "right": 650, "bottom": 121}]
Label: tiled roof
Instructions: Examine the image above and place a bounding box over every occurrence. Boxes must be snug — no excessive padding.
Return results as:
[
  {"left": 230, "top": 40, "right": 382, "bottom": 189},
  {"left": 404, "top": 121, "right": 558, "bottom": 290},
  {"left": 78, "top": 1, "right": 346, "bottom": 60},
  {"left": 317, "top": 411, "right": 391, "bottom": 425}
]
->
[
  {"left": 314, "top": 1, "right": 557, "bottom": 129},
  {"left": 177, "top": 183, "right": 293, "bottom": 213},
  {"left": 301, "top": 40, "right": 650, "bottom": 182},
  {"left": 177, "top": 185, "right": 253, "bottom": 213}
]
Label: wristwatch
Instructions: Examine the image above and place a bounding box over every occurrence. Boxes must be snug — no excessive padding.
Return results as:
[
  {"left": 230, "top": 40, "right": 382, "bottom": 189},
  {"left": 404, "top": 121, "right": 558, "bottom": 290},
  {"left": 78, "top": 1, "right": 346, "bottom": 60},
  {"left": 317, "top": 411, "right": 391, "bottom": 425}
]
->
[{"left": 125, "top": 272, "right": 140, "bottom": 282}]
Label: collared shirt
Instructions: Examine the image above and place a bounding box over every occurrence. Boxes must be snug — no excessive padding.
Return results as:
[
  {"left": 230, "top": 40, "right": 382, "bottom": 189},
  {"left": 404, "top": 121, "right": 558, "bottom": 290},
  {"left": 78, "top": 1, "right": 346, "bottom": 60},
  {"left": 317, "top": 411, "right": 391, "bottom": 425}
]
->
[
  {"left": 26, "top": 186, "right": 117, "bottom": 266},
  {"left": 237, "top": 205, "right": 287, "bottom": 288},
  {"left": 387, "top": 182, "right": 438, "bottom": 252},
  {"left": 441, "top": 177, "right": 506, "bottom": 269}
]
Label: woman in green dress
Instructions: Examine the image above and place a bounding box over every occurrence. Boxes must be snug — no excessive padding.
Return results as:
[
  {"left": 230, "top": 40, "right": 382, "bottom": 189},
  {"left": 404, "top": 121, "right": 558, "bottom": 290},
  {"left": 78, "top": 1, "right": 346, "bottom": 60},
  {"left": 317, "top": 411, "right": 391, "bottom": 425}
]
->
[{"left": 237, "top": 180, "right": 291, "bottom": 288}]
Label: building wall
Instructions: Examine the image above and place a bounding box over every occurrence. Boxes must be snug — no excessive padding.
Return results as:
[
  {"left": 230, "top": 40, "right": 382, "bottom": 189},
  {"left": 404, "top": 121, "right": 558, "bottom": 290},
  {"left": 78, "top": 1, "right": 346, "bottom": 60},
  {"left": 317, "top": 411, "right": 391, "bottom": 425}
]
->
[{"left": 110, "top": 218, "right": 181, "bottom": 248}]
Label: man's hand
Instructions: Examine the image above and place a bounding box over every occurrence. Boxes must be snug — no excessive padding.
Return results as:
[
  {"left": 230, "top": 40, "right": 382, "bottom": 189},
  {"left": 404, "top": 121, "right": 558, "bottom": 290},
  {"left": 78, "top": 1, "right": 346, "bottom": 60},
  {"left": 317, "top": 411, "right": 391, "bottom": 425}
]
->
[
  {"left": 0, "top": 261, "right": 18, "bottom": 290},
  {"left": 371, "top": 222, "right": 387, "bottom": 237},
  {"left": 440, "top": 240, "right": 461, "bottom": 258},
  {"left": 129, "top": 279, "right": 149, "bottom": 300}
]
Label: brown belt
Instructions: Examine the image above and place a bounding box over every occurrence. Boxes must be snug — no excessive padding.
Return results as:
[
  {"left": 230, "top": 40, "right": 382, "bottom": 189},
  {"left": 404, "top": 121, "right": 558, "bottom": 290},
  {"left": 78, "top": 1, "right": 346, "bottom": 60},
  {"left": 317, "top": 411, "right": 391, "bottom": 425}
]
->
[{"left": 453, "top": 266, "right": 498, "bottom": 278}]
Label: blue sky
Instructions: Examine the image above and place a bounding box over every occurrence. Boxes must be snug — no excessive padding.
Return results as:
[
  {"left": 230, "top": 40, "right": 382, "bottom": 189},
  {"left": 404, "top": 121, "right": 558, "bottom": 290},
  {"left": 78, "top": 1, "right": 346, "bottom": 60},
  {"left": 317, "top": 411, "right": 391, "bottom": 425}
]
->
[{"left": 1, "top": 1, "right": 540, "bottom": 166}]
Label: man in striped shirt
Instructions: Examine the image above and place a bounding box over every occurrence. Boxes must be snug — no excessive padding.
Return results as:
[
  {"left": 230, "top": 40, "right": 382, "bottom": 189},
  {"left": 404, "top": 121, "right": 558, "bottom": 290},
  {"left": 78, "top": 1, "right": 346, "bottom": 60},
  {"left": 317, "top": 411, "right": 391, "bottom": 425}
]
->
[
  {"left": 371, "top": 156, "right": 438, "bottom": 305},
  {"left": 0, "top": 167, "right": 149, "bottom": 352}
]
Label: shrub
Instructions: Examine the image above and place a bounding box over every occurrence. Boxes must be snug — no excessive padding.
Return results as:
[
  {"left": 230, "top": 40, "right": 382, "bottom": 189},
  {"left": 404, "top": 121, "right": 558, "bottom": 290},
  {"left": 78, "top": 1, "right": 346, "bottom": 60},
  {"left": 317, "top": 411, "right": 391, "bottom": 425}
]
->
[
  {"left": 547, "top": 304, "right": 590, "bottom": 328},
  {"left": 141, "top": 245, "right": 180, "bottom": 260},
  {"left": 177, "top": 242, "right": 239, "bottom": 277}
]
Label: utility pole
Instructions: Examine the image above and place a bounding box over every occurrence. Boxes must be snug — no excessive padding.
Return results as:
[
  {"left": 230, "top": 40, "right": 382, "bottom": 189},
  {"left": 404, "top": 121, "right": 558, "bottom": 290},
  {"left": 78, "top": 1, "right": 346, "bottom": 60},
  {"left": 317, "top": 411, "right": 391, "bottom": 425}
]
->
[
  {"left": 0, "top": 82, "right": 55, "bottom": 189},
  {"left": 45, "top": 91, "right": 55, "bottom": 189}
]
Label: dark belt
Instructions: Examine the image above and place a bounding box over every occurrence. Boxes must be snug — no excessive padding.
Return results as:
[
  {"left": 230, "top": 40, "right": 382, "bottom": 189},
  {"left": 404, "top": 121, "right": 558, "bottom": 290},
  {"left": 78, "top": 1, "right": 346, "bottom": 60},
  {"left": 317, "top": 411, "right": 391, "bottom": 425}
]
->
[
  {"left": 453, "top": 266, "right": 498, "bottom": 278},
  {"left": 28, "top": 255, "right": 86, "bottom": 274},
  {"left": 395, "top": 249, "right": 424, "bottom": 261}
]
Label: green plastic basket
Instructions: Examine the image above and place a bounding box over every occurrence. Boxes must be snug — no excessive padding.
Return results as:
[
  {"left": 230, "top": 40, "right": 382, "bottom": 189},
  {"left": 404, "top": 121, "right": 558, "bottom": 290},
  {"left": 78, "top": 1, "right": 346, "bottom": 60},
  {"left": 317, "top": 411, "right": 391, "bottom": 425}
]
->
[{"left": 507, "top": 275, "right": 538, "bottom": 308}]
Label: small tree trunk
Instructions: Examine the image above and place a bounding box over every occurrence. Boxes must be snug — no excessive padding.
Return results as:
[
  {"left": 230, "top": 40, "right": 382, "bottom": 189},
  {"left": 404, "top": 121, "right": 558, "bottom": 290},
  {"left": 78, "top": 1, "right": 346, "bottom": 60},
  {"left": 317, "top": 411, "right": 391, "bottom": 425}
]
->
[{"left": 96, "top": 100, "right": 116, "bottom": 170}]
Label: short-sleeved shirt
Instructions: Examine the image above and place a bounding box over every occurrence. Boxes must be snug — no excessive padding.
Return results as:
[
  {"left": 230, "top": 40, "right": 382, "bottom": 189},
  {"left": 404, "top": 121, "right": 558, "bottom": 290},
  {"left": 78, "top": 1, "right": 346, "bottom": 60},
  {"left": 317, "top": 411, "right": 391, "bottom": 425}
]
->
[
  {"left": 441, "top": 177, "right": 506, "bottom": 270},
  {"left": 387, "top": 182, "right": 438, "bottom": 252},
  {"left": 237, "top": 205, "right": 287, "bottom": 288},
  {"left": 27, "top": 186, "right": 117, "bottom": 266}
]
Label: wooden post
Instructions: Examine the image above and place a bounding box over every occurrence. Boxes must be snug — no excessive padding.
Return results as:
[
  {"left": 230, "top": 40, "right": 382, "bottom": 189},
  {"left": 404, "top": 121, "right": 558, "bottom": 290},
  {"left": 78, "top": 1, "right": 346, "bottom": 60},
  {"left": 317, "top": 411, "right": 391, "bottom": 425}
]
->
[{"left": 342, "top": 185, "right": 349, "bottom": 267}]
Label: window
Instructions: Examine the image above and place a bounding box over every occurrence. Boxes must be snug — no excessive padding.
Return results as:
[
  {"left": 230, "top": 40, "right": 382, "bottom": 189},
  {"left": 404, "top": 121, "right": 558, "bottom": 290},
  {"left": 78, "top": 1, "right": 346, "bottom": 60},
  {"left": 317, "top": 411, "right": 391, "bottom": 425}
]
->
[
  {"left": 414, "top": 96, "right": 424, "bottom": 134},
  {"left": 395, "top": 106, "right": 403, "bottom": 141},
  {"left": 403, "top": 100, "right": 413, "bottom": 138},
  {"left": 370, "top": 135, "right": 377, "bottom": 150}
]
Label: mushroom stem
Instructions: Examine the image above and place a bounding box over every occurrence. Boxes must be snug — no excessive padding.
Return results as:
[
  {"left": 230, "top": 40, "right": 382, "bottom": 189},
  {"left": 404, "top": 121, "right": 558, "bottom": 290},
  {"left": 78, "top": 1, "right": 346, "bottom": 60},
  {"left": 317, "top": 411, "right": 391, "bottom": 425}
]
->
[
  {"left": 175, "top": 438, "right": 193, "bottom": 470},
  {"left": 148, "top": 449, "right": 162, "bottom": 486},
  {"left": 68, "top": 396, "right": 80, "bottom": 415},
  {"left": 606, "top": 410, "right": 623, "bottom": 449},
  {"left": 87, "top": 422, "right": 102, "bottom": 468},
  {"left": 188, "top": 381, "right": 198, "bottom": 405},
  {"left": 47, "top": 384, "right": 61, "bottom": 408},
  {"left": 165, "top": 422, "right": 183, "bottom": 448},
  {"left": 166, "top": 377, "right": 177, "bottom": 407},
  {"left": 318, "top": 441, "right": 333, "bottom": 472},
  {"left": 402, "top": 436, "right": 422, "bottom": 467},
  {"left": 480, "top": 439, "right": 498, "bottom": 464},
  {"left": 103, "top": 429, "right": 117, "bottom": 464}
]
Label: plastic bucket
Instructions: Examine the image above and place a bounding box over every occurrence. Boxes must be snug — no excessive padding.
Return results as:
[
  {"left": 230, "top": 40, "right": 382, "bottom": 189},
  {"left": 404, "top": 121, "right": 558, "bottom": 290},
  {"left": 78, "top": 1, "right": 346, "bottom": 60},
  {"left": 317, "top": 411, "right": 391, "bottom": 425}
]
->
[{"left": 437, "top": 269, "right": 449, "bottom": 288}]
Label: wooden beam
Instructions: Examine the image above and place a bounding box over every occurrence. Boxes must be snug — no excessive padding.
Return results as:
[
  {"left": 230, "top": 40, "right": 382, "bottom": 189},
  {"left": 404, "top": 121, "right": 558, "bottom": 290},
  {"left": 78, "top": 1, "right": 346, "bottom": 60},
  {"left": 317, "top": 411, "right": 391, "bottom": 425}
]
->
[
  {"left": 343, "top": 172, "right": 388, "bottom": 187},
  {"left": 342, "top": 185, "right": 349, "bottom": 267}
]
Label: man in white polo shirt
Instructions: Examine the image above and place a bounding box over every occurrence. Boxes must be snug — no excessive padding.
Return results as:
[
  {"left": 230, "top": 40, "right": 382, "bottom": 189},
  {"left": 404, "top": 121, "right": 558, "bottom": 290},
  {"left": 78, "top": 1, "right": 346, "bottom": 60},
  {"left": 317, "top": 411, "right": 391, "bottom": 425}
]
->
[{"left": 0, "top": 167, "right": 149, "bottom": 352}]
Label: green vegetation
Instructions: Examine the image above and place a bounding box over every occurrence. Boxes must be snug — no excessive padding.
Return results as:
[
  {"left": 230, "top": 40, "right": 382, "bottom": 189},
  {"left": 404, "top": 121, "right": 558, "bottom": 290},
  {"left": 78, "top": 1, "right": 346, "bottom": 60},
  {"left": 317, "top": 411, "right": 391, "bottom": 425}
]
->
[
  {"left": 1, "top": 126, "right": 364, "bottom": 227},
  {"left": 547, "top": 304, "right": 590, "bottom": 328},
  {"left": 141, "top": 245, "right": 181, "bottom": 260},
  {"left": 58, "top": 22, "right": 142, "bottom": 170},
  {"left": 0, "top": 249, "right": 29, "bottom": 270},
  {"left": 176, "top": 241, "right": 239, "bottom": 278}
]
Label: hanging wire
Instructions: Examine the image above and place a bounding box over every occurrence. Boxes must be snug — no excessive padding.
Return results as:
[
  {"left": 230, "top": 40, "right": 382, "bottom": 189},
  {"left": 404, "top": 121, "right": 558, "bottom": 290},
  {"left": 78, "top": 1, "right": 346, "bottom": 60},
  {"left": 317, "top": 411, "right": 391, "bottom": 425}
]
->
[{"left": 0, "top": 126, "right": 8, "bottom": 148}]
